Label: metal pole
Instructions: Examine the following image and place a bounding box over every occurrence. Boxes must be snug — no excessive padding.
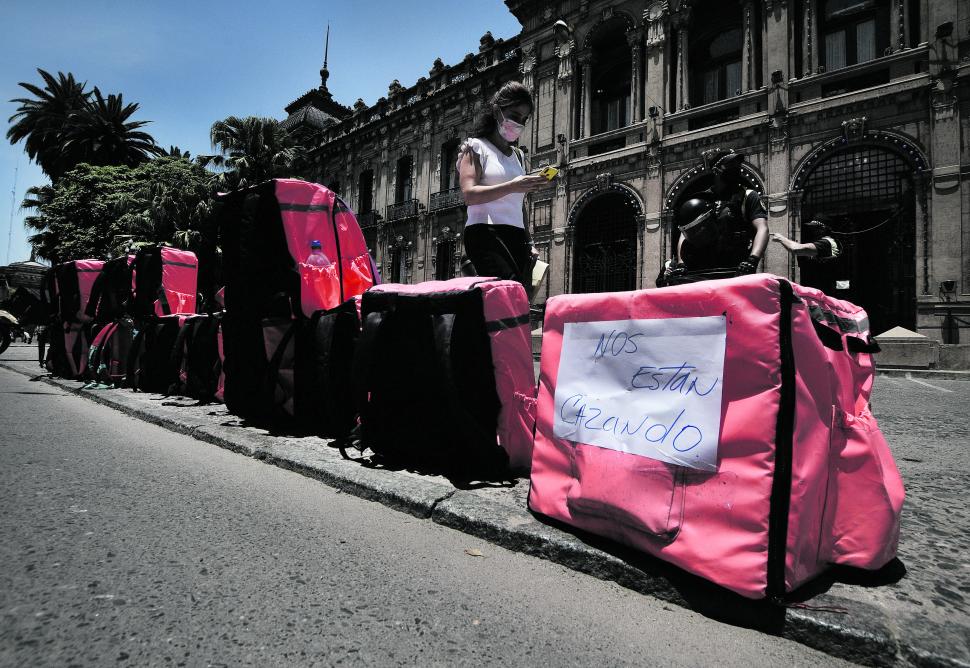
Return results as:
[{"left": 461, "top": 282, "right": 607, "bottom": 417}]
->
[{"left": 7, "top": 161, "right": 18, "bottom": 264}]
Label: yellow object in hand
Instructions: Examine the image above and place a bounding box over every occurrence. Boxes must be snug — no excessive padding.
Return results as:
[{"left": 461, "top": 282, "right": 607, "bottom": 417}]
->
[{"left": 539, "top": 166, "right": 559, "bottom": 181}]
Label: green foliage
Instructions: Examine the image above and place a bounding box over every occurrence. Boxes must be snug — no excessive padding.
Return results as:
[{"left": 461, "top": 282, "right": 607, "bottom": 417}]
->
[
  {"left": 61, "top": 88, "right": 162, "bottom": 169},
  {"left": 7, "top": 69, "right": 160, "bottom": 181},
  {"left": 7, "top": 69, "right": 90, "bottom": 181},
  {"left": 27, "top": 158, "right": 214, "bottom": 263},
  {"left": 199, "top": 115, "right": 307, "bottom": 190}
]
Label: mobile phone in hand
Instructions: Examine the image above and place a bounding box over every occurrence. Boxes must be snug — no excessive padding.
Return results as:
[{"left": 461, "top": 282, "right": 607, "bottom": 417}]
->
[{"left": 539, "top": 166, "right": 559, "bottom": 181}]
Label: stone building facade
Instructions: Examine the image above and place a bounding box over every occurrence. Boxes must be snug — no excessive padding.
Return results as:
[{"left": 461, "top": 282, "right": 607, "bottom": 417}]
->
[{"left": 286, "top": 0, "right": 969, "bottom": 340}]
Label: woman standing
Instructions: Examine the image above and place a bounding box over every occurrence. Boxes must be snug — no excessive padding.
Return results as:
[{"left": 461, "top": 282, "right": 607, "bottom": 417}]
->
[{"left": 457, "top": 81, "right": 548, "bottom": 298}]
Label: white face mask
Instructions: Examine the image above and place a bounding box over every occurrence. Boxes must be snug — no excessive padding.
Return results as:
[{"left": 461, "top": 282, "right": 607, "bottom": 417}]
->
[{"left": 498, "top": 109, "right": 525, "bottom": 142}]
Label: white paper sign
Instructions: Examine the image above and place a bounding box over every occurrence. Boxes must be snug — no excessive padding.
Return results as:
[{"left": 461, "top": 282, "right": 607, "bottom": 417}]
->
[{"left": 553, "top": 316, "right": 727, "bottom": 471}]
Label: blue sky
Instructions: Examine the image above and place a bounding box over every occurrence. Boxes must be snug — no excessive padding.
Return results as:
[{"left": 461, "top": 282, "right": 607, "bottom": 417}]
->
[{"left": 0, "top": 0, "right": 522, "bottom": 264}]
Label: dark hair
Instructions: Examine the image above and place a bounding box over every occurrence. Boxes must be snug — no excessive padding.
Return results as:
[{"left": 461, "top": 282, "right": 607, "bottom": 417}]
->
[
  {"left": 470, "top": 81, "right": 533, "bottom": 139},
  {"left": 803, "top": 214, "right": 832, "bottom": 242}
]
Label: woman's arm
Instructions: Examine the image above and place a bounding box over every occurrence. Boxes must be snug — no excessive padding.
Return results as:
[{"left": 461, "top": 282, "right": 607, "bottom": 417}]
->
[
  {"left": 457, "top": 149, "right": 546, "bottom": 206},
  {"left": 770, "top": 233, "right": 819, "bottom": 257}
]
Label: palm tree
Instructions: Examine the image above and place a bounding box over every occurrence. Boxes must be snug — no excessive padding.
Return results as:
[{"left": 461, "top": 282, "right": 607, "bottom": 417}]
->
[
  {"left": 62, "top": 88, "right": 161, "bottom": 168},
  {"left": 159, "top": 145, "right": 192, "bottom": 160},
  {"left": 20, "top": 184, "right": 57, "bottom": 262},
  {"left": 6, "top": 69, "right": 90, "bottom": 181},
  {"left": 199, "top": 116, "right": 305, "bottom": 190}
]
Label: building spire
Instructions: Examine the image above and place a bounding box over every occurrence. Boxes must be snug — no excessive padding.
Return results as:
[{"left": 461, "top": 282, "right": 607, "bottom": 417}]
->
[{"left": 320, "top": 24, "right": 330, "bottom": 90}]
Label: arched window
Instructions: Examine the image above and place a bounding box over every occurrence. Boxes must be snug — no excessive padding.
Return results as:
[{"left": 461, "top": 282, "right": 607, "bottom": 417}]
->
[
  {"left": 390, "top": 249, "right": 403, "bottom": 283},
  {"left": 434, "top": 230, "right": 458, "bottom": 281},
  {"left": 800, "top": 144, "right": 917, "bottom": 333},
  {"left": 589, "top": 20, "right": 632, "bottom": 135},
  {"left": 363, "top": 228, "right": 378, "bottom": 259},
  {"left": 358, "top": 169, "right": 374, "bottom": 213},
  {"left": 821, "top": 0, "right": 889, "bottom": 70},
  {"left": 439, "top": 140, "right": 460, "bottom": 192},
  {"left": 395, "top": 155, "right": 413, "bottom": 203},
  {"left": 572, "top": 189, "right": 639, "bottom": 293},
  {"left": 690, "top": 3, "right": 743, "bottom": 105}
]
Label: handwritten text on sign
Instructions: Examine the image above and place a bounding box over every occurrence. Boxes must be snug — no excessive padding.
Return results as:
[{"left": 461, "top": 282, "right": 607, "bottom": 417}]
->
[{"left": 552, "top": 316, "right": 727, "bottom": 471}]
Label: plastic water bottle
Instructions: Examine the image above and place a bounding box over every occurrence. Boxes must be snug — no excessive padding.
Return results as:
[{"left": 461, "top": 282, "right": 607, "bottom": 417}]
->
[{"left": 306, "top": 240, "right": 332, "bottom": 268}]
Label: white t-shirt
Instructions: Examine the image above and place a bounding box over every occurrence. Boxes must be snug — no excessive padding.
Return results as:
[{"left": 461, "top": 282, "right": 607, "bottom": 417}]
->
[{"left": 457, "top": 137, "right": 525, "bottom": 229}]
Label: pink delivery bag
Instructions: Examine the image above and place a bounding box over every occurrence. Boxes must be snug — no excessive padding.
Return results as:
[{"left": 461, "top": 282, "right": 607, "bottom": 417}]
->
[{"left": 528, "top": 274, "right": 904, "bottom": 599}]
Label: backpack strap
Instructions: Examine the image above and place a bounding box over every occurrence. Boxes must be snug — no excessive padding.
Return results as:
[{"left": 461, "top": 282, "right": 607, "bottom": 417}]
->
[
  {"left": 70, "top": 326, "right": 86, "bottom": 378},
  {"left": 331, "top": 197, "right": 348, "bottom": 303},
  {"left": 168, "top": 317, "right": 195, "bottom": 392},
  {"left": 89, "top": 322, "right": 119, "bottom": 379},
  {"left": 511, "top": 146, "right": 526, "bottom": 172},
  {"left": 352, "top": 310, "right": 386, "bottom": 444},
  {"left": 126, "top": 325, "right": 147, "bottom": 390},
  {"left": 186, "top": 316, "right": 220, "bottom": 401},
  {"left": 263, "top": 320, "right": 298, "bottom": 415},
  {"left": 157, "top": 285, "right": 173, "bottom": 316},
  {"left": 85, "top": 270, "right": 107, "bottom": 321},
  {"left": 430, "top": 312, "right": 492, "bottom": 454},
  {"left": 303, "top": 305, "right": 357, "bottom": 434},
  {"left": 846, "top": 335, "right": 880, "bottom": 354}
]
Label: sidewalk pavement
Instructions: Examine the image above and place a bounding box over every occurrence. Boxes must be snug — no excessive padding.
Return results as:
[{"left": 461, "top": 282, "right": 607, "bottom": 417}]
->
[
  {"left": 1, "top": 355, "right": 967, "bottom": 668},
  {"left": 873, "top": 368, "right": 970, "bottom": 381}
]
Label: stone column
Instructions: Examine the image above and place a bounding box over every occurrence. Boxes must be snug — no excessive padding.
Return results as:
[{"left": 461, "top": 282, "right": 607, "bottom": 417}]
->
[
  {"left": 579, "top": 52, "right": 593, "bottom": 138},
  {"left": 889, "top": 0, "right": 904, "bottom": 52},
  {"left": 803, "top": 0, "right": 818, "bottom": 75},
  {"left": 677, "top": 27, "right": 690, "bottom": 108},
  {"left": 671, "top": 7, "right": 692, "bottom": 109},
  {"left": 741, "top": 0, "right": 755, "bottom": 92},
  {"left": 627, "top": 30, "right": 644, "bottom": 124},
  {"left": 549, "top": 186, "right": 570, "bottom": 300},
  {"left": 643, "top": 3, "right": 668, "bottom": 122},
  {"left": 924, "top": 0, "right": 964, "bottom": 323}
]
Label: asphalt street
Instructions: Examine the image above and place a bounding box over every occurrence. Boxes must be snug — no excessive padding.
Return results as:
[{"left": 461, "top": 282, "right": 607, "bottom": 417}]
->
[{"left": 0, "top": 357, "right": 850, "bottom": 667}]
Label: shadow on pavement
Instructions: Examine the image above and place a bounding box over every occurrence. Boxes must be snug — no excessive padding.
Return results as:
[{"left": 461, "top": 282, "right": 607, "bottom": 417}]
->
[{"left": 530, "top": 511, "right": 907, "bottom": 635}]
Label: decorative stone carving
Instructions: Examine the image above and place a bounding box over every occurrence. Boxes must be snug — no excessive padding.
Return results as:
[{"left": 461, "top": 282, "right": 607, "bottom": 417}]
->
[
  {"left": 554, "top": 21, "right": 576, "bottom": 82},
  {"left": 670, "top": 2, "right": 691, "bottom": 29},
  {"left": 388, "top": 79, "right": 404, "bottom": 98},
  {"left": 626, "top": 28, "right": 642, "bottom": 59},
  {"left": 595, "top": 172, "right": 614, "bottom": 190},
  {"left": 743, "top": 1, "right": 754, "bottom": 91},
  {"left": 520, "top": 43, "right": 536, "bottom": 92},
  {"left": 429, "top": 58, "right": 445, "bottom": 77},
  {"left": 804, "top": 0, "right": 814, "bottom": 75},
  {"left": 602, "top": 6, "right": 614, "bottom": 21},
  {"left": 353, "top": 98, "right": 367, "bottom": 113},
  {"left": 766, "top": 115, "right": 790, "bottom": 152},
  {"left": 896, "top": 0, "right": 906, "bottom": 51},
  {"left": 841, "top": 116, "right": 867, "bottom": 142},
  {"left": 644, "top": 2, "right": 669, "bottom": 51},
  {"left": 479, "top": 31, "right": 495, "bottom": 51},
  {"left": 432, "top": 225, "right": 459, "bottom": 247}
]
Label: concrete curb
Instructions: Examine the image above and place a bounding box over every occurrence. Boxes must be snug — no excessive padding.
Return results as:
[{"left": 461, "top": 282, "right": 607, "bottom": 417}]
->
[
  {"left": 2, "top": 361, "right": 967, "bottom": 668},
  {"left": 876, "top": 368, "right": 970, "bottom": 381}
]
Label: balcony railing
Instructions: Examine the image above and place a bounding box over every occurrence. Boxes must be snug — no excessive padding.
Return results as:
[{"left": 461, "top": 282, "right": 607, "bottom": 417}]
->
[
  {"left": 429, "top": 187, "right": 464, "bottom": 212},
  {"left": 356, "top": 210, "right": 380, "bottom": 228},
  {"left": 386, "top": 199, "right": 420, "bottom": 222}
]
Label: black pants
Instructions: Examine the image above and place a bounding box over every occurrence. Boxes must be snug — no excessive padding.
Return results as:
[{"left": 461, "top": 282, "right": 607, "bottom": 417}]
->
[{"left": 463, "top": 224, "right": 532, "bottom": 299}]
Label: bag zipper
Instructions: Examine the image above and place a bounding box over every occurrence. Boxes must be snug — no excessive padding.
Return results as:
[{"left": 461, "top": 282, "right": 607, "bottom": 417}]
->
[{"left": 767, "top": 279, "right": 796, "bottom": 601}]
